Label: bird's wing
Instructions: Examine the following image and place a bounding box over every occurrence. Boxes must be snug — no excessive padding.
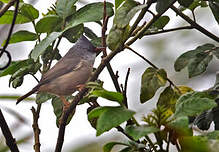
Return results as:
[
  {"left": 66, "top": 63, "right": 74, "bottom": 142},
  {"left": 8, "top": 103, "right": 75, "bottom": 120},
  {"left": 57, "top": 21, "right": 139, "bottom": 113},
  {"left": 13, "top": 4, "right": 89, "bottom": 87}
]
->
[{"left": 39, "top": 56, "right": 81, "bottom": 86}]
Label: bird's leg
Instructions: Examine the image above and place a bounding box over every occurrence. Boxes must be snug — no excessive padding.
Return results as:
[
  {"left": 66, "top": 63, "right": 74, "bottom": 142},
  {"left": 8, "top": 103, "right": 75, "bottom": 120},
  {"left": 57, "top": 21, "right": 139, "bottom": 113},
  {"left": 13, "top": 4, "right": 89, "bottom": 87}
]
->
[
  {"left": 76, "top": 84, "right": 86, "bottom": 92},
  {"left": 59, "top": 96, "right": 70, "bottom": 111},
  {"left": 95, "top": 47, "right": 105, "bottom": 53}
]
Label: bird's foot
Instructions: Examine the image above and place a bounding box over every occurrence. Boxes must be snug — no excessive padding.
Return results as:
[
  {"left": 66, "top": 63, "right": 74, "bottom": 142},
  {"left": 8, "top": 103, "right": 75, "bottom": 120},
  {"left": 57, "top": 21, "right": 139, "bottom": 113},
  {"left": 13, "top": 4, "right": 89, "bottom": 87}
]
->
[{"left": 76, "top": 84, "right": 86, "bottom": 92}]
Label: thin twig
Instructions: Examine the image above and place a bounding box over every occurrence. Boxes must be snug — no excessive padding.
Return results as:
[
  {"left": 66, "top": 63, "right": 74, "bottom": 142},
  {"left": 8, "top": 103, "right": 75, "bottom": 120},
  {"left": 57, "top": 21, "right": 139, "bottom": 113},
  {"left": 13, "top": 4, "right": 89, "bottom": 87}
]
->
[
  {"left": 123, "top": 68, "right": 130, "bottom": 108},
  {"left": 101, "top": 0, "right": 121, "bottom": 92},
  {"left": 0, "top": 0, "right": 19, "bottom": 70},
  {"left": 125, "top": 45, "right": 181, "bottom": 93},
  {"left": 0, "top": 0, "right": 17, "bottom": 17},
  {"left": 143, "top": 26, "right": 193, "bottom": 36},
  {"left": 0, "top": 109, "right": 19, "bottom": 152},
  {"left": 31, "top": 104, "right": 42, "bottom": 152},
  {"left": 171, "top": 5, "right": 219, "bottom": 42}
]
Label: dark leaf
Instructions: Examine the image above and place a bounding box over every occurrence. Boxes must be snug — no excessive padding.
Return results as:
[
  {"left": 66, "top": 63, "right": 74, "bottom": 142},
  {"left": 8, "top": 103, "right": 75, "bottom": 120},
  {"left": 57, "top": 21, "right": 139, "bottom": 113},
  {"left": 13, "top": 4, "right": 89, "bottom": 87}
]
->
[
  {"left": 125, "top": 125, "right": 159, "bottom": 140},
  {"left": 35, "top": 15, "right": 62, "bottom": 33},
  {"left": 156, "top": 0, "right": 176, "bottom": 13},
  {"left": 12, "top": 76, "right": 23, "bottom": 88},
  {"left": 19, "top": 3, "right": 39, "bottom": 21},
  {"left": 140, "top": 67, "right": 167, "bottom": 103},
  {"left": 174, "top": 92, "right": 217, "bottom": 117},
  {"left": 103, "top": 142, "right": 129, "bottom": 152},
  {"left": 194, "top": 110, "right": 213, "bottom": 130},
  {"left": 178, "top": 0, "right": 194, "bottom": 7},
  {"left": 209, "top": 1, "right": 219, "bottom": 24},
  {"left": 63, "top": 24, "right": 84, "bottom": 43},
  {"left": 84, "top": 27, "right": 98, "bottom": 40},
  {"left": 168, "top": 116, "right": 191, "bottom": 135},
  {"left": 56, "top": 0, "right": 77, "bottom": 19},
  {"left": 36, "top": 92, "right": 55, "bottom": 104},
  {"left": 152, "top": 16, "right": 170, "bottom": 30},
  {"left": 2, "top": 30, "right": 37, "bottom": 45},
  {"left": 88, "top": 106, "right": 135, "bottom": 136},
  {"left": 115, "top": 0, "right": 125, "bottom": 9}
]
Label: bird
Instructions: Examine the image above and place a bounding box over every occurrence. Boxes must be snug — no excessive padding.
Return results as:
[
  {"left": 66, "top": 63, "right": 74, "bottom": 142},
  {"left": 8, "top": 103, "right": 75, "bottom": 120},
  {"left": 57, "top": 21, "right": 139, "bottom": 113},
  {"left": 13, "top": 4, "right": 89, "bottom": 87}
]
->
[{"left": 16, "top": 35, "right": 98, "bottom": 108}]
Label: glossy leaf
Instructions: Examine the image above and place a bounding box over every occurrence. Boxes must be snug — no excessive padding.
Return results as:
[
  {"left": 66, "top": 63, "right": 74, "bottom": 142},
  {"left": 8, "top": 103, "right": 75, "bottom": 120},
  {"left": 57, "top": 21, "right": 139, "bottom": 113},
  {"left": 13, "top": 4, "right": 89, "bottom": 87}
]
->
[
  {"left": 152, "top": 16, "right": 170, "bottom": 29},
  {"left": 157, "top": 86, "right": 178, "bottom": 112},
  {"left": 84, "top": 27, "right": 98, "bottom": 40},
  {"left": 115, "top": 0, "right": 125, "bottom": 9},
  {"left": 174, "top": 92, "right": 217, "bottom": 117},
  {"left": 0, "top": 59, "right": 34, "bottom": 77},
  {"left": 12, "top": 76, "right": 23, "bottom": 88},
  {"left": 174, "top": 43, "right": 216, "bottom": 78},
  {"left": 2, "top": 30, "right": 37, "bottom": 46},
  {"left": 168, "top": 116, "right": 191, "bottom": 135},
  {"left": 19, "top": 3, "right": 39, "bottom": 21},
  {"left": 114, "top": 0, "right": 146, "bottom": 28},
  {"left": 103, "top": 142, "right": 129, "bottom": 152},
  {"left": 125, "top": 125, "right": 159, "bottom": 140},
  {"left": 91, "top": 89, "right": 124, "bottom": 104},
  {"left": 66, "top": 2, "right": 114, "bottom": 28},
  {"left": 88, "top": 106, "right": 135, "bottom": 136},
  {"left": 209, "top": 1, "right": 219, "bottom": 24},
  {"left": 156, "top": 0, "right": 176, "bottom": 13},
  {"left": 35, "top": 15, "right": 62, "bottom": 33},
  {"left": 178, "top": 0, "right": 194, "bottom": 7},
  {"left": 0, "top": 10, "right": 31, "bottom": 24},
  {"left": 30, "top": 2, "right": 114, "bottom": 61},
  {"left": 63, "top": 24, "right": 84, "bottom": 43},
  {"left": 36, "top": 92, "right": 55, "bottom": 104},
  {"left": 56, "top": 0, "right": 77, "bottom": 19},
  {"left": 140, "top": 67, "right": 167, "bottom": 103}
]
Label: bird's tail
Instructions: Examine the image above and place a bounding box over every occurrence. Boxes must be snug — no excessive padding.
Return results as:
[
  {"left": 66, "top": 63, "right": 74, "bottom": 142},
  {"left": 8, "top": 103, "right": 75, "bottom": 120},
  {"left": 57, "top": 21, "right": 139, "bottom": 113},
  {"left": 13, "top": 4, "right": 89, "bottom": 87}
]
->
[{"left": 16, "top": 86, "right": 38, "bottom": 104}]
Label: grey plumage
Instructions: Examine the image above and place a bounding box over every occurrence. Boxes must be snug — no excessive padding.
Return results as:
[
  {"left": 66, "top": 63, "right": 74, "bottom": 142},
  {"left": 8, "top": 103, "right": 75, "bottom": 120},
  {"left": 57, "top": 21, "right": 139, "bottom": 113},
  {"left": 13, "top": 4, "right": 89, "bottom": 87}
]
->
[{"left": 17, "top": 35, "right": 96, "bottom": 104}]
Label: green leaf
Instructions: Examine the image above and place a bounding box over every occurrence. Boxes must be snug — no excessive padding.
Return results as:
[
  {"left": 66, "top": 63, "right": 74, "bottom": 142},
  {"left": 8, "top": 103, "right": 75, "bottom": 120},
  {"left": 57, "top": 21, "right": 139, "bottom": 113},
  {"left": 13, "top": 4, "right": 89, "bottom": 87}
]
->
[
  {"left": 12, "top": 76, "right": 23, "bottom": 88},
  {"left": 30, "top": 32, "right": 63, "bottom": 61},
  {"left": 35, "top": 15, "right": 62, "bottom": 33},
  {"left": 91, "top": 90, "right": 124, "bottom": 104},
  {"left": 179, "top": 136, "right": 209, "bottom": 152},
  {"left": 52, "top": 96, "right": 75, "bottom": 127},
  {"left": 174, "top": 43, "right": 215, "bottom": 78},
  {"left": 0, "top": 59, "right": 34, "bottom": 77},
  {"left": 30, "top": 2, "right": 114, "bottom": 61},
  {"left": 114, "top": 0, "right": 146, "bottom": 28},
  {"left": 84, "top": 27, "right": 98, "bottom": 40},
  {"left": 88, "top": 106, "right": 135, "bottom": 136},
  {"left": 103, "top": 142, "right": 129, "bottom": 152},
  {"left": 140, "top": 67, "right": 167, "bottom": 103},
  {"left": 157, "top": 86, "right": 178, "bottom": 112},
  {"left": 209, "top": 1, "right": 219, "bottom": 24},
  {"left": 168, "top": 116, "right": 191, "bottom": 135},
  {"left": 178, "top": 0, "right": 194, "bottom": 7},
  {"left": 63, "top": 24, "right": 84, "bottom": 43},
  {"left": 56, "top": 0, "right": 77, "bottom": 19},
  {"left": 0, "top": 95, "right": 34, "bottom": 101},
  {"left": 19, "top": 3, "right": 39, "bottom": 21},
  {"left": 188, "top": 51, "right": 213, "bottom": 78},
  {"left": 67, "top": 2, "right": 114, "bottom": 28},
  {"left": 115, "top": 0, "right": 125, "bottom": 9},
  {"left": 36, "top": 92, "right": 55, "bottom": 104},
  {"left": 2, "top": 30, "right": 37, "bottom": 46},
  {"left": 152, "top": 16, "right": 170, "bottom": 29},
  {"left": 0, "top": 10, "right": 31, "bottom": 24},
  {"left": 156, "top": 0, "right": 176, "bottom": 13},
  {"left": 174, "top": 92, "right": 217, "bottom": 117},
  {"left": 202, "top": 131, "right": 219, "bottom": 140},
  {"left": 125, "top": 125, "right": 159, "bottom": 140},
  {"left": 187, "top": 0, "right": 208, "bottom": 11}
]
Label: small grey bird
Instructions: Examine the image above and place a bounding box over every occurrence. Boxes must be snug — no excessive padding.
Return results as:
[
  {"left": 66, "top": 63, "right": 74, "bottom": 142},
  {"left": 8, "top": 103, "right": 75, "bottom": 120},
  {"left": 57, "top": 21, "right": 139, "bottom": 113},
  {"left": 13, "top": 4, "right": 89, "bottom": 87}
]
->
[{"left": 17, "top": 35, "right": 97, "bottom": 106}]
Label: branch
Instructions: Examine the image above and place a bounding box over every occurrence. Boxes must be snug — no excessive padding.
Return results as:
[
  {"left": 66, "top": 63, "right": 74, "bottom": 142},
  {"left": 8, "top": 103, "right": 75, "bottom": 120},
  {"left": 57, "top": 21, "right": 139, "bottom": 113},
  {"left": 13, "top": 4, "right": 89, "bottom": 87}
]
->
[
  {"left": 143, "top": 26, "right": 193, "bottom": 36},
  {"left": 125, "top": 45, "right": 180, "bottom": 93},
  {"left": 31, "top": 105, "right": 41, "bottom": 152},
  {"left": 101, "top": 0, "right": 121, "bottom": 92},
  {"left": 171, "top": 5, "right": 219, "bottom": 42},
  {"left": 0, "top": 0, "right": 17, "bottom": 17},
  {"left": 55, "top": 1, "right": 178, "bottom": 151},
  {"left": 126, "top": 0, "right": 178, "bottom": 46},
  {"left": 0, "top": 109, "right": 19, "bottom": 152},
  {"left": 123, "top": 68, "right": 130, "bottom": 108}
]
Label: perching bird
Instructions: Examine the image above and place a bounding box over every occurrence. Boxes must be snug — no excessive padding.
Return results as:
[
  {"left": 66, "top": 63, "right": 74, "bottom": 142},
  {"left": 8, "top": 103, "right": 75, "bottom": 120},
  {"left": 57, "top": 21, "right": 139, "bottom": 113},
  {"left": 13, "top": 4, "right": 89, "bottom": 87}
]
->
[{"left": 17, "top": 35, "right": 97, "bottom": 107}]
